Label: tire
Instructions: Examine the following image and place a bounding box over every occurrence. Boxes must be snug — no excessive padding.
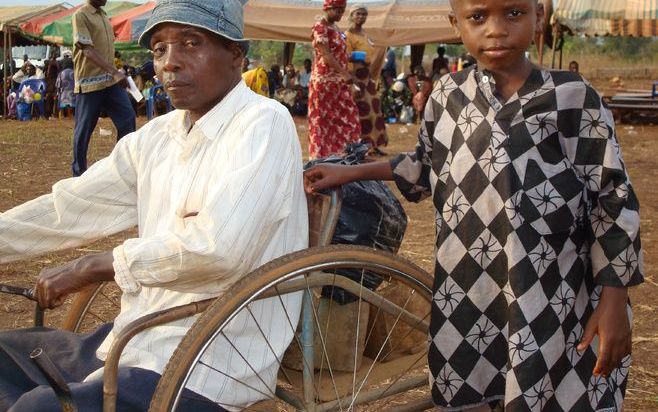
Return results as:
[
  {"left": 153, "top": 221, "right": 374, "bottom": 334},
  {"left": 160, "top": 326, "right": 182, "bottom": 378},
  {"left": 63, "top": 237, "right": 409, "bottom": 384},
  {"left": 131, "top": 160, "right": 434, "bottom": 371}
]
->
[
  {"left": 149, "top": 245, "right": 434, "bottom": 412},
  {"left": 61, "top": 282, "right": 121, "bottom": 333}
]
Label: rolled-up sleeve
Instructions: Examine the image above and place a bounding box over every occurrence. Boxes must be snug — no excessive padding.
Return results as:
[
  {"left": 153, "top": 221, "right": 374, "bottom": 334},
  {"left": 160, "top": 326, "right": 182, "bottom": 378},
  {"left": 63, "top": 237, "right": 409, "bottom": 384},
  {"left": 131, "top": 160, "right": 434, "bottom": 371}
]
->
[
  {"left": 390, "top": 95, "right": 436, "bottom": 203},
  {"left": 73, "top": 11, "right": 93, "bottom": 46},
  {"left": 563, "top": 84, "right": 643, "bottom": 287},
  {"left": 112, "top": 106, "right": 301, "bottom": 294}
]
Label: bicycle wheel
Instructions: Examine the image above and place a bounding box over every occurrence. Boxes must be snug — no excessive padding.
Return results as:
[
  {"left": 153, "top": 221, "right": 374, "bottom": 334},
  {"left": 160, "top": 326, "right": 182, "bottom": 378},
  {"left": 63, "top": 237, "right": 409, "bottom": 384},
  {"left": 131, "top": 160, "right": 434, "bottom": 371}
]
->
[
  {"left": 149, "top": 245, "right": 435, "bottom": 412},
  {"left": 61, "top": 281, "right": 121, "bottom": 333}
]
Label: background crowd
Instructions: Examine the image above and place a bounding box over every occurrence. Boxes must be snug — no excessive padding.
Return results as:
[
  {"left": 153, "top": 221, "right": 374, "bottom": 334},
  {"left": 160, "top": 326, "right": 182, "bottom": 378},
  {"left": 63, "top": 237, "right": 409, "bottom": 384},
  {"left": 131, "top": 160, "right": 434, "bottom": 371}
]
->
[{"left": 3, "top": 0, "right": 481, "bottom": 164}]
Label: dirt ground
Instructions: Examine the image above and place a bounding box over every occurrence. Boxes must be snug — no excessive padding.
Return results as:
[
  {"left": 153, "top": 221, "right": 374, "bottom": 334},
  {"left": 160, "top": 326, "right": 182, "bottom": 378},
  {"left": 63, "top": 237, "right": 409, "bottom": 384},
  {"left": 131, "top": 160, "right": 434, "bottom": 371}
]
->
[{"left": 0, "top": 85, "right": 656, "bottom": 409}]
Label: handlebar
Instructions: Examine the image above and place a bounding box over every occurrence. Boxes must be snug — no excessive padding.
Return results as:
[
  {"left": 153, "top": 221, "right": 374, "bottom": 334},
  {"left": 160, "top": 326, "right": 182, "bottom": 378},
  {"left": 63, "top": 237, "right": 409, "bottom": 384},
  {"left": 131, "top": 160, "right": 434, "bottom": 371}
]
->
[
  {"left": 0, "top": 283, "right": 35, "bottom": 300},
  {"left": 0, "top": 283, "right": 44, "bottom": 326}
]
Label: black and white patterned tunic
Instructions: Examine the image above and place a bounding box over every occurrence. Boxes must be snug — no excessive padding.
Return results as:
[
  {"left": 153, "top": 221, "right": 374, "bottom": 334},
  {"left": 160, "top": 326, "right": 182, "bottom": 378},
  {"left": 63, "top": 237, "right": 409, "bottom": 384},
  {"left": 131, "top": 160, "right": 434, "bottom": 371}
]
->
[{"left": 390, "top": 66, "right": 643, "bottom": 411}]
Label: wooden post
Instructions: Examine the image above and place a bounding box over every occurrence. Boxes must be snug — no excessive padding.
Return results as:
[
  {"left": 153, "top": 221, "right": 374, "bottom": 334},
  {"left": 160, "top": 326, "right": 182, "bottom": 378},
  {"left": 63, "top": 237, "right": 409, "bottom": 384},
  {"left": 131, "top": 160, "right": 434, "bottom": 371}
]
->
[
  {"left": 550, "top": 24, "right": 559, "bottom": 69},
  {"left": 3, "top": 28, "right": 7, "bottom": 117},
  {"left": 283, "top": 42, "right": 295, "bottom": 67}
]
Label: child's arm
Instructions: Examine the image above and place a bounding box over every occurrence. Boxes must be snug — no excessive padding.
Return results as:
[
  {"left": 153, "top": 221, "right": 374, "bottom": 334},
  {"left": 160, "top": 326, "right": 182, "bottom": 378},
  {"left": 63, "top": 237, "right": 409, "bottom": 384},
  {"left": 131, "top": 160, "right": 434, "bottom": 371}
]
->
[
  {"left": 304, "top": 161, "right": 393, "bottom": 194},
  {"left": 563, "top": 82, "right": 643, "bottom": 377}
]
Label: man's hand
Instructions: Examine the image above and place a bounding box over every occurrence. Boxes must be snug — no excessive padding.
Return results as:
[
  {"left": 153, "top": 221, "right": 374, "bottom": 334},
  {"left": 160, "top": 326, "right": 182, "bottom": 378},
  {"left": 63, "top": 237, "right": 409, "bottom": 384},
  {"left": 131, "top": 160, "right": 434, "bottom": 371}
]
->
[
  {"left": 113, "top": 69, "right": 129, "bottom": 88},
  {"left": 35, "top": 251, "right": 115, "bottom": 309},
  {"left": 577, "top": 286, "right": 632, "bottom": 377}
]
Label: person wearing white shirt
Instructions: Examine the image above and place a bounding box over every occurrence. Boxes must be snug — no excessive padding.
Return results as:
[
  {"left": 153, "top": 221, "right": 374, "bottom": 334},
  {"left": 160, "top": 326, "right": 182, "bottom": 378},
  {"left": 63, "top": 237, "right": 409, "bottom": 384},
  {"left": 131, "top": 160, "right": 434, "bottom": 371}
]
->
[
  {"left": 298, "top": 58, "right": 312, "bottom": 88},
  {"left": 11, "top": 62, "right": 45, "bottom": 85},
  {"left": 0, "top": 0, "right": 308, "bottom": 411}
]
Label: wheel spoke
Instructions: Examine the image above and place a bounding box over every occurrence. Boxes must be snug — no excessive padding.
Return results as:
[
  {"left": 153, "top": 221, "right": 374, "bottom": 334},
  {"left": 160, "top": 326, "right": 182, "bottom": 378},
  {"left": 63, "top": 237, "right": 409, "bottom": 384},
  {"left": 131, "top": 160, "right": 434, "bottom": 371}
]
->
[
  {"left": 374, "top": 351, "right": 428, "bottom": 407},
  {"left": 348, "top": 290, "right": 416, "bottom": 409},
  {"left": 98, "top": 289, "right": 120, "bottom": 308},
  {"left": 245, "top": 305, "right": 297, "bottom": 392},
  {"left": 351, "top": 269, "right": 367, "bottom": 407},
  {"left": 195, "top": 359, "right": 276, "bottom": 406},
  {"left": 316, "top": 271, "right": 337, "bottom": 396},
  {"left": 150, "top": 246, "right": 434, "bottom": 412},
  {"left": 203, "top": 330, "right": 280, "bottom": 400},
  {"left": 304, "top": 274, "right": 344, "bottom": 412},
  {"left": 272, "top": 283, "right": 322, "bottom": 401}
]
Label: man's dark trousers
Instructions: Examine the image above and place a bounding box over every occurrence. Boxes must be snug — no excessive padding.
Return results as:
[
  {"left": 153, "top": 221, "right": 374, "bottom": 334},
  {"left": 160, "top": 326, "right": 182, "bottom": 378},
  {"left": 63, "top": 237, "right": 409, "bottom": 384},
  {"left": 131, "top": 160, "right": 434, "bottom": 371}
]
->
[{"left": 72, "top": 83, "right": 136, "bottom": 176}]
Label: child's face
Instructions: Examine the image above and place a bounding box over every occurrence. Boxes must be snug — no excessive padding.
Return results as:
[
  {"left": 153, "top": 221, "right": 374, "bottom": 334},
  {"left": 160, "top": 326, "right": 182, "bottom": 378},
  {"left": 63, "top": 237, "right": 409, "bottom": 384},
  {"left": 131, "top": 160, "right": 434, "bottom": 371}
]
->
[{"left": 449, "top": 0, "right": 544, "bottom": 73}]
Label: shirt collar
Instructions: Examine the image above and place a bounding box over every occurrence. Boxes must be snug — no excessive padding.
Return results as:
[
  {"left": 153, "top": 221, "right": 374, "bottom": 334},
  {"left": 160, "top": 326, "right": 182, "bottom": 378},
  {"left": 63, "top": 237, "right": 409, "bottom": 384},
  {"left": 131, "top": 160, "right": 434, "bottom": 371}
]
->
[
  {"left": 81, "top": 4, "right": 106, "bottom": 15},
  {"left": 473, "top": 64, "right": 546, "bottom": 110},
  {"left": 166, "top": 81, "right": 250, "bottom": 143}
]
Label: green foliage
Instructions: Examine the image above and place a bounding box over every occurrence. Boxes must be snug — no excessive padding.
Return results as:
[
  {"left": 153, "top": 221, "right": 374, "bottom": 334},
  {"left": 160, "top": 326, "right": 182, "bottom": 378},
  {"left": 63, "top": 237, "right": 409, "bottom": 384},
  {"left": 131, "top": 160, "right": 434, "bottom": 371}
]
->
[
  {"left": 121, "top": 49, "right": 153, "bottom": 68},
  {"left": 247, "top": 40, "right": 283, "bottom": 67},
  {"left": 291, "top": 43, "right": 314, "bottom": 66},
  {"left": 562, "top": 36, "right": 658, "bottom": 63},
  {"left": 244, "top": 41, "right": 314, "bottom": 69}
]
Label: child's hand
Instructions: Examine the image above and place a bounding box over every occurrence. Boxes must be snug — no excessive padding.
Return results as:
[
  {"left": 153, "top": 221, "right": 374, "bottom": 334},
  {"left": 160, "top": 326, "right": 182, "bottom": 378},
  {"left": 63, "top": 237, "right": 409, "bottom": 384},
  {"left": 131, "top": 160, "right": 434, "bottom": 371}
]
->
[
  {"left": 303, "top": 164, "right": 354, "bottom": 194},
  {"left": 577, "top": 286, "right": 632, "bottom": 377}
]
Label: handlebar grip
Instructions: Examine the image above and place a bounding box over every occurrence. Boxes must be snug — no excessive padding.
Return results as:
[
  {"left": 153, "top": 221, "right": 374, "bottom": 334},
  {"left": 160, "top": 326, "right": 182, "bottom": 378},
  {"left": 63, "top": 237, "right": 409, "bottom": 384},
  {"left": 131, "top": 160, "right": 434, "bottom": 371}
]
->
[{"left": 0, "top": 284, "right": 36, "bottom": 300}]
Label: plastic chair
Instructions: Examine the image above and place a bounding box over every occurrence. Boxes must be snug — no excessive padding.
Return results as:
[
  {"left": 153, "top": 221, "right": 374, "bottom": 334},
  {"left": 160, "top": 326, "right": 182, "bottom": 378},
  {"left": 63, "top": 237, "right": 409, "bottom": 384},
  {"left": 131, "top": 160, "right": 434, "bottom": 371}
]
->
[
  {"left": 17, "top": 79, "right": 46, "bottom": 120},
  {"left": 145, "top": 84, "right": 172, "bottom": 120}
]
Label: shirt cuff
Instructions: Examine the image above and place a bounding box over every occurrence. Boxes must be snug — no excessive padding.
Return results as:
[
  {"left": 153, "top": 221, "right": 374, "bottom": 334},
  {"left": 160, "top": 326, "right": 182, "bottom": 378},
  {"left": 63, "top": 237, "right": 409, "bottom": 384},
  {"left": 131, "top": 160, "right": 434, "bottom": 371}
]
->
[{"left": 113, "top": 245, "right": 141, "bottom": 294}]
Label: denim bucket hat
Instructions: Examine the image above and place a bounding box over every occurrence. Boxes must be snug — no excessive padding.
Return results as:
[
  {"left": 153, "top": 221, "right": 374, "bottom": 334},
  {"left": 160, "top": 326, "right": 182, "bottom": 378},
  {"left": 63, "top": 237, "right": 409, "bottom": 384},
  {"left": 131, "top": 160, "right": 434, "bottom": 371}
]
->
[{"left": 138, "top": 0, "right": 247, "bottom": 49}]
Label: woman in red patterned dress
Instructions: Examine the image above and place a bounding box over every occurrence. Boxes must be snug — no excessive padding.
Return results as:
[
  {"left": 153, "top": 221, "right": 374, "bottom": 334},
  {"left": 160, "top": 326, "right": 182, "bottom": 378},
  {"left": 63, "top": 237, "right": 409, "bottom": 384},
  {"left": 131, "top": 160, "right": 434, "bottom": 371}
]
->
[{"left": 307, "top": 0, "right": 361, "bottom": 159}]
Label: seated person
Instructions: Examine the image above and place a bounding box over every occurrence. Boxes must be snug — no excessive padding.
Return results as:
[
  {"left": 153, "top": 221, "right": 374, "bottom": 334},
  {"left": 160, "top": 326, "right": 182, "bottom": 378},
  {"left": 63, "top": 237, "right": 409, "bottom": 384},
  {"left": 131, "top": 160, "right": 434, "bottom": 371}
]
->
[
  {"left": 12, "top": 62, "right": 45, "bottom": 87},
  {"left": 242, "top": 65, "right": 270, "bottom": 96},
  {"left": 275, "top": 64, "right": 307, "bottom": 116},
  {"left": 298, "top": 58, "right": 312, "bottom": 89},
  {"left": 282, "top": 64, "right": 298, "bottom": 89},
  {"left": 382, "top": 79, "right": 412, "bottom": 122},
  {"left": 0, "top": 0, "right": 308, "bottom": 410}
]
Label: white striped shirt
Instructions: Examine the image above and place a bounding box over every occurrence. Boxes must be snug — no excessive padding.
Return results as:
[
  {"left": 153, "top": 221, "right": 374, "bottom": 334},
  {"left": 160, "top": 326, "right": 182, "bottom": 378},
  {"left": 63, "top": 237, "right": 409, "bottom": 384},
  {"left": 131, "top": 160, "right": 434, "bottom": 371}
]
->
[{"left": 0, "top": 81, "right": 309, "bottom": 409}]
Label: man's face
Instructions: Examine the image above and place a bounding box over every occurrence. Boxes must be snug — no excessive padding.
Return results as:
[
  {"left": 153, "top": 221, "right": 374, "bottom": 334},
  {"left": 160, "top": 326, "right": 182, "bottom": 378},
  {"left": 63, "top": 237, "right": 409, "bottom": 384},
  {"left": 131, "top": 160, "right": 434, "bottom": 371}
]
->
[
  {"left": 89, "top": 0, "right": 107, "bottom": 8},
  {"left": 449, "top": 0, "right": 543, "bottom": 73},
  {"left": 151, "top": 23, "right": 242, "bottom": 122},
  {"left": 26, "top": 65, "right": 36, "bottom": 76}
]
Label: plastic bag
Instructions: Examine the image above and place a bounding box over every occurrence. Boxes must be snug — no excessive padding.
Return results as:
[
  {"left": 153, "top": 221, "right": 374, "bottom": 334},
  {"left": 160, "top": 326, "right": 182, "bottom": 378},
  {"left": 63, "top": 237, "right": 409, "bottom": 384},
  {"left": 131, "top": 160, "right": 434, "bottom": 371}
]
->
[
  {"left": 399, "top": 105, "right": 414, "bottom": 124},
  {"left": 305, "top": 143, "right": 408, "bottom": 304},
  {"left": 20, "top": 85, "right": 34, "bottom": 103}
]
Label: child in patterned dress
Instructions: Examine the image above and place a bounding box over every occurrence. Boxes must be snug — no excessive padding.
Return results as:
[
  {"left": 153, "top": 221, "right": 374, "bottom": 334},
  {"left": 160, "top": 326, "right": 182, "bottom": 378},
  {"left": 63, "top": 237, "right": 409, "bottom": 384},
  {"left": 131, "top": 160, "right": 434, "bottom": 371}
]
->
[{"left": 304, "top": 0, "right": 643, "bottom": 411}]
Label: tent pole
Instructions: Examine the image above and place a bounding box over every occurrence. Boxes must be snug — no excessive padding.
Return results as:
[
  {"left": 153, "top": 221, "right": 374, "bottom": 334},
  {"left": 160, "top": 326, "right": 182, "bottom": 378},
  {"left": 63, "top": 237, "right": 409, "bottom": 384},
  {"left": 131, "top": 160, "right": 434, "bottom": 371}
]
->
[
  {"left": 8, "top": 28, "right": 12, "bottom": 77},
  {"left": 536, "top": 31, "right": 545, "bottom": 66},
  {"left": 410, "top": 44, "right": 425, "bottom": 73},
  {"left": 283, "top": 42, "right": 295, "bottom": 67},
  {"left": 550, "top": 25, "right": 558, "bottom": 69},
  {"left": 3, "top": 29, "right": 7, "bottom": 117}
]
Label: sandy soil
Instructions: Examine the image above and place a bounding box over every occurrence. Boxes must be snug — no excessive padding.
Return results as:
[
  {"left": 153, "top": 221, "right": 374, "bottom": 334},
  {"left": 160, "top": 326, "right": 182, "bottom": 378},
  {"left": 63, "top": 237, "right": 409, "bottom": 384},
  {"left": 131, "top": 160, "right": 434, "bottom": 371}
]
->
[{"left": 0, "top": 98, "right": 656, "bottom": 409}]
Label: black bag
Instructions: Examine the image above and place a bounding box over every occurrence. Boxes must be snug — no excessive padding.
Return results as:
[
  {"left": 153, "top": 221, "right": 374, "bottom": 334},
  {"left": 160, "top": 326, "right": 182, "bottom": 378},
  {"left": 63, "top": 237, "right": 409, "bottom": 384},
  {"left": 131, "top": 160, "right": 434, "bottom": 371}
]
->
[{"left": 305, "top": 143, "right": 408, "bottom": 304}]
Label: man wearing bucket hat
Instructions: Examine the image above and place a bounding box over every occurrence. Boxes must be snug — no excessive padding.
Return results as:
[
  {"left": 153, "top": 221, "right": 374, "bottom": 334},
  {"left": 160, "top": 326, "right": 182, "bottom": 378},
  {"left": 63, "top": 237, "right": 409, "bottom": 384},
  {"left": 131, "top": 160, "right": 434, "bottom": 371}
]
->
[{"left": 0, "top": 0, "right": 308, "bottom": 410}]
